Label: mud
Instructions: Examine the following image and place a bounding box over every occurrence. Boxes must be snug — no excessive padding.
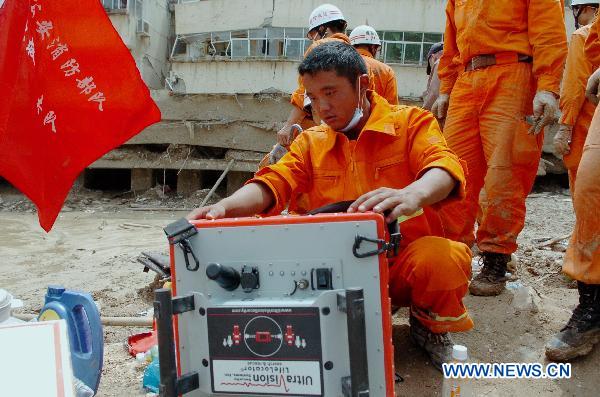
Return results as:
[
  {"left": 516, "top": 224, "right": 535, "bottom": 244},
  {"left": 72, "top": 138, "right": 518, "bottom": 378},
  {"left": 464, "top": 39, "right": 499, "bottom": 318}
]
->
[{"left": 1, "top": 178, "right": 598, "bottom": 396}]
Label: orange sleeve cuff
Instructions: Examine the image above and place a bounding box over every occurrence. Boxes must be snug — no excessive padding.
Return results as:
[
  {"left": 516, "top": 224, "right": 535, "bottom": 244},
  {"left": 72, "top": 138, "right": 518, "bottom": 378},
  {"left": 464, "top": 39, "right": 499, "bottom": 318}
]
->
[
  {"left": 245, "top": 174, "right": 287, "bottom": 217},
  {"left": 536, "top": 74, "right": 561, "bottom": 96},
  {"left": 439, "top": 77, "right": 457, "bottom": 95},
  {"left": 559, "top": 106, "right": 578, "bottom": 126},
  {"left": 417, "top": 158, "right": 467, "bottom": 207},
  {"left": 244, "top": 139, "right": 310, "bottom": 216},
  {"left": 290, "top": 89, "right": 305, "bottom": 110}
]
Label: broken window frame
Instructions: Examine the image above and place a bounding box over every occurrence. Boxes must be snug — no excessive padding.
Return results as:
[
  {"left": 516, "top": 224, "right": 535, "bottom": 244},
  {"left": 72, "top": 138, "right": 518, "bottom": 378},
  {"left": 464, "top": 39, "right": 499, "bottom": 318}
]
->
[{"left": 101, "top": 0, "right": 128, "bottom": 11}]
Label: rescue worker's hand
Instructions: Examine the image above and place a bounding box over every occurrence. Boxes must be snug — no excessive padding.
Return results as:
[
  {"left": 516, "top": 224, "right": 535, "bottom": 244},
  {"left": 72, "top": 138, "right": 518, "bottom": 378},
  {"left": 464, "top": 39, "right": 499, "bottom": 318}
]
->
[
  {"left": 431, "top": 93, "right": 450, "bottom": 120},
  {"left": 268, "top": 144, "right": 288, "bottom": 164},
  {"left": 186, "top": 203, "right": 226, "bottom": 221},
  {"left": 348, "top": 187, "right": 422, "bottom": 223},
  {"left": 585, "top": 67, "right": 600, "bottom": 105},
  {"left": 530, "top": 91, "right": 558, "bottom": 135},
  {"left": 553, "top": 124, "right": 573, "bottom": 156},
  {"left": 277, "top": 124, "right": 293, "bottom": 146}
]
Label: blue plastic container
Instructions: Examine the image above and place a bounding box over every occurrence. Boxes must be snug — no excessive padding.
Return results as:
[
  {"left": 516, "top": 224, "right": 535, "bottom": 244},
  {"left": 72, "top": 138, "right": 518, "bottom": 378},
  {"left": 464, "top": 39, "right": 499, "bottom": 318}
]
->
[
  {"left": 143, "top": 356, "right": 160, "bottom": 393},
  {"left": 38, "top": 286, "right": 104, "bottom": 393}
]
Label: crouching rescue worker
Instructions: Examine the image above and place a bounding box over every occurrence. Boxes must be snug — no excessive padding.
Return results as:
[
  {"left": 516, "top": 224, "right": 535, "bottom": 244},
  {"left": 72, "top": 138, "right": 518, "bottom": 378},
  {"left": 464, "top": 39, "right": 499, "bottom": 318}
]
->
[
  {"left": 188, "top": 42, "right": 473, "bottom": 370},
  {"left": 545, "top": 12, "right": 600, "bottom": 362}
]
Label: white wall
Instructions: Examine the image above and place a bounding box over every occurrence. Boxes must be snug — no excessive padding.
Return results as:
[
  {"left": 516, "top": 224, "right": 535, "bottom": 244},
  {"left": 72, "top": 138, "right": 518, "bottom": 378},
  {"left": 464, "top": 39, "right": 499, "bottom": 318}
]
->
[
  {"left": 391, "top": 65, "right": 428, "bottom": 98},
  {"left": 565, "top": 8, "right": 576, "bottom": 38},
  {"left": 171, "top": 60, "right": 300, "bottom": 94},
  {"left": 171, "top": 59, "right": 428, "bottom": 99},
  {"left": 175, "top": 0, "right": 446, "bottom": 34},
  {"left": 272, "top": 0, "right": 446, "bottom": 32},
  {"left": 175, "top": 0, "right": 274, "bottom": 35},
  {"left": 107, "top": 0, "right": 171, "bottom": 89}
]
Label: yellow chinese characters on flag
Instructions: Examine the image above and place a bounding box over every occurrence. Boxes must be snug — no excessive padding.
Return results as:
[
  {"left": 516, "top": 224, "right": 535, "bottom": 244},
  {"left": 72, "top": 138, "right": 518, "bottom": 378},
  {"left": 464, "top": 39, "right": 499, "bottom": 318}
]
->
[{"left": 0, "top": 0, "right": 161, "bottom": 231}]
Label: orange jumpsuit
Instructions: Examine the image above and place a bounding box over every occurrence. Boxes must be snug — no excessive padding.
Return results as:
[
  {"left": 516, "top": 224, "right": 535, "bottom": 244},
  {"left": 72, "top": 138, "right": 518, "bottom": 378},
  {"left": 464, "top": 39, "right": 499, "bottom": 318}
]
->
[
  {"left": 355, "top": 47, "right": 399, "bottom": 105},
  {"left": 560, "top": 25, "right": 596, "bottom": 193},
  {"left": 250, "top": 92, "right": 473, "bottom": 333},
  {"left": 562, "top": 17, "right": 600, "bottom": 284},
  {"left": 437, "top": 0, "right": 568, "bottom": 254}
]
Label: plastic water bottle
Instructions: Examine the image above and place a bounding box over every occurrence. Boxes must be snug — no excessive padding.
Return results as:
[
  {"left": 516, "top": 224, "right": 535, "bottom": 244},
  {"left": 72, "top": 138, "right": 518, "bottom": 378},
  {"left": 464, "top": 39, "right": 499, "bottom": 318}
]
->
[
  {"left": 0, "top": 289, "right": 25, "bottom": 327},
  {"left": 442, "top": 345, "right": 473, "bottom": 397},
  {"left": 73, "top": 377, "right": 94, "bottom": 397}
]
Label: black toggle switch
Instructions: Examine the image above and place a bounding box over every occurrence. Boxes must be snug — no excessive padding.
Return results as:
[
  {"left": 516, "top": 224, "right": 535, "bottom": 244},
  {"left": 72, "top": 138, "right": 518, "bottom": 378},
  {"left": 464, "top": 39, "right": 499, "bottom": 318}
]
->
[
  {"left": 206, "top": 263, "right": 240, "bottom": 291},
  {"left": 311, "top": 268, "right": 333, "bottom": 290},
  {"left": 240, "top": 266, "right": 260, "bottom": 293}
]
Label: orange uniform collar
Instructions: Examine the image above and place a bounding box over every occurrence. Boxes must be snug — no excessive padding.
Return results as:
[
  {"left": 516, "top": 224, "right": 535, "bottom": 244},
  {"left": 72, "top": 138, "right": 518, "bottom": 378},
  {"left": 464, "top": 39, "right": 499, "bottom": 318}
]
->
[{"left": 356, "top": 47, "right": 375, "bottom": 59}]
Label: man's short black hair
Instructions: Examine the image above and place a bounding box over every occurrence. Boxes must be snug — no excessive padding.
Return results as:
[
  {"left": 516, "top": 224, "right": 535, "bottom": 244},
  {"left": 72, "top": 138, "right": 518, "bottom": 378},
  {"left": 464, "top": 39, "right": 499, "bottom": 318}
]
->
[
  {"left": 322, "top": 19, "right": 347, "bottom": 34},
  {"left": 298, "top": 41, "right": 367, "bottom": 87}
]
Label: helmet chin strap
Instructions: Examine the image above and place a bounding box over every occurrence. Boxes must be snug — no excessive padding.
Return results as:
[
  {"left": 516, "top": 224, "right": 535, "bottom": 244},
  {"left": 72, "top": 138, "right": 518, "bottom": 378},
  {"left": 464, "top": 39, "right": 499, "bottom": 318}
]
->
[
  {"left": 574, "top": 6, "right": 585, "bottom": 29},
  {"left": 340, "top": 77, "right": 364, "bottom": 133},
  {"left": 316, "top": 26, "right": 328, "bottom": 40}
]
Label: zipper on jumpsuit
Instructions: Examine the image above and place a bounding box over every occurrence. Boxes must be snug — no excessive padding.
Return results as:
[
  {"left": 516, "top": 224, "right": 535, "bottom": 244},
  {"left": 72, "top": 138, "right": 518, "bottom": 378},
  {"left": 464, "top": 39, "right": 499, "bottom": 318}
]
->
[{"left": 349, "top": 139, "right": 360, "bottom": 194}]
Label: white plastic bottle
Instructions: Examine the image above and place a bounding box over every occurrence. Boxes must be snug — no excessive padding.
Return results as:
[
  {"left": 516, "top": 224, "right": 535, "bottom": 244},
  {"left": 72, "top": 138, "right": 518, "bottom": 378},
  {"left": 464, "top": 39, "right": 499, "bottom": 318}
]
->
[{"left": 441, "top": 345, "right": 473, "bottom": 397}]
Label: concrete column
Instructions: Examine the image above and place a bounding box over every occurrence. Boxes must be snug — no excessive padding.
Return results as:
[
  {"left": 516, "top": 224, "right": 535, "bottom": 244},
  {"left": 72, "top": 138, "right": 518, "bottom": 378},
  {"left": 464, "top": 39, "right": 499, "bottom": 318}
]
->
[
  {"left": 131, "top": 169, "right": 154, "bottom": 192},
  {"left": 177, "top": 170, "right": 202, "bottom": 197}
]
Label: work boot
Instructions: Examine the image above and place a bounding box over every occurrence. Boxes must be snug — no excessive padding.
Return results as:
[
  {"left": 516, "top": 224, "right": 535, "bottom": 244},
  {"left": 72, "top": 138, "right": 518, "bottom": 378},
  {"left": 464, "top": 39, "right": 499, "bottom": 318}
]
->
[
  {"left": 409, "top": 315, "right": 453, "bottom": 371},
  {"left": 545, "top": 282, "right": 600, "bottom": 361},
  {"left": 469, "top": 252, "right": 510, "bottom": 296}
]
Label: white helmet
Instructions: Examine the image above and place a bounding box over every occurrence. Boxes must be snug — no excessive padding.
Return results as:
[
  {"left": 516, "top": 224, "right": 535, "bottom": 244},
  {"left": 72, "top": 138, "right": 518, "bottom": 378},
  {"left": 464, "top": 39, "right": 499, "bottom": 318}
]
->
[
  {"left": 349, "top": 25, "right": 381, "bottom": 46},
  {"left": 571, "top": 0, "right": 599, "bottom": 6},
  {"left": 308, "top": 4, "right": 346, "bottom": 32}
]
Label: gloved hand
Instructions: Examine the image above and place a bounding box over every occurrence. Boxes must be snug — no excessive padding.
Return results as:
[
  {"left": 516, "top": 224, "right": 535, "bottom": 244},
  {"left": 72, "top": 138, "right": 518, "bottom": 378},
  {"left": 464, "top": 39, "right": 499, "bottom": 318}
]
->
[
  {"left": 553, "top": 124, "right": 573, "bottom": 156},
  {"left": 431, "top": 93, "right": 450, "bottom": 120},
  {"left": 268, "top": 144, "right": 288, "bottom": 164},
  {"left": 529, "top": 91, "right": 559, "bottom": 135},
  {"left": 277, "top": 124, "right": 293, "bottom": 146},
  {"left": 586, "top": 67, "right": 600, "bottom": 105}
]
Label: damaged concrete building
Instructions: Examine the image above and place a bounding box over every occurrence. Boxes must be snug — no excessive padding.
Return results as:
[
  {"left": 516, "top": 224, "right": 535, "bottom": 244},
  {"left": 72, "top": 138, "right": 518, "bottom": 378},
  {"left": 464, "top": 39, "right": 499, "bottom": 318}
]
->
[{"left": 91, "top": 0, "right": 575, "bottom": 196}]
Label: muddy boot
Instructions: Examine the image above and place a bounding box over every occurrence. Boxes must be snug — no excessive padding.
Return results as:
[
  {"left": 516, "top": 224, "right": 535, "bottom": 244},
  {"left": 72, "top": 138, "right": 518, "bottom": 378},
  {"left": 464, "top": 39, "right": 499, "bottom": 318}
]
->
[
  {"left": 409, "top": 315, "right": 453, "bottom": 371},
  {"left": 469, "top": 252, "right": 510, "bottom": 296},
  {"left": 545, "top": 282, "right": 600, "bottom": 361}
]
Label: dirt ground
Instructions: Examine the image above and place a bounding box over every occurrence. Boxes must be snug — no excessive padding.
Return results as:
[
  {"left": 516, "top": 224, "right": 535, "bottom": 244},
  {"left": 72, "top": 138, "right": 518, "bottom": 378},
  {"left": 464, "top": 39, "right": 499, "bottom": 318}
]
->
[{"left": 1, "top": 176, "right": 598, "bottom": 397}]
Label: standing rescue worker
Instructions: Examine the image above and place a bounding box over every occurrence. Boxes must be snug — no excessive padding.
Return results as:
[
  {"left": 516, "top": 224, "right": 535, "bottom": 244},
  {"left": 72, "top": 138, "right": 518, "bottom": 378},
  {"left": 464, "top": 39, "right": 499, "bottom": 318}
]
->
[
  {"left": 189, "top": 42, "right": 473, "bottom": 370},
  {"left": 423, "top": 42, "right": 444, "bottom": 111},
  {"left": 432, "top": 0, "right": 568, "bottom": 296},
  {"left": 277, "top": 3, "right": 350, "bottom": 147},
  {"left": 545, "top": 12, "right": 600, "bottom": 362},
  {"left": 349, "top": 25, "right": 399, "bottom": 105},
  {"left": 554, "top": 1, "right": 599, "bottom": 194}
]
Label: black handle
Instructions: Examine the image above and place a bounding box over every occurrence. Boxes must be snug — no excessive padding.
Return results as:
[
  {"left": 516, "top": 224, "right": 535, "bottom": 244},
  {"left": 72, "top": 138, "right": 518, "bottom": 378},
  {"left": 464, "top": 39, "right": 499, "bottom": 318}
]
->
[
  {"left": 155, "top": 288, "right": 177, "bottom": 397},
  {"left": 206, "top": 263, "right": 241, "bottom": 291},
  {"left": 346, "top": 288, "right": 370, "bottom": 397}
]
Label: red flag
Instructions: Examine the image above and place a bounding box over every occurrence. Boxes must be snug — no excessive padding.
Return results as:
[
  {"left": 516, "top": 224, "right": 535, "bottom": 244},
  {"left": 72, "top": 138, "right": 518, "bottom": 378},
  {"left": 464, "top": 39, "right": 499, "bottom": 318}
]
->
[{"left": 0, "top": 0, "right": 161, "bottom": 231}]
